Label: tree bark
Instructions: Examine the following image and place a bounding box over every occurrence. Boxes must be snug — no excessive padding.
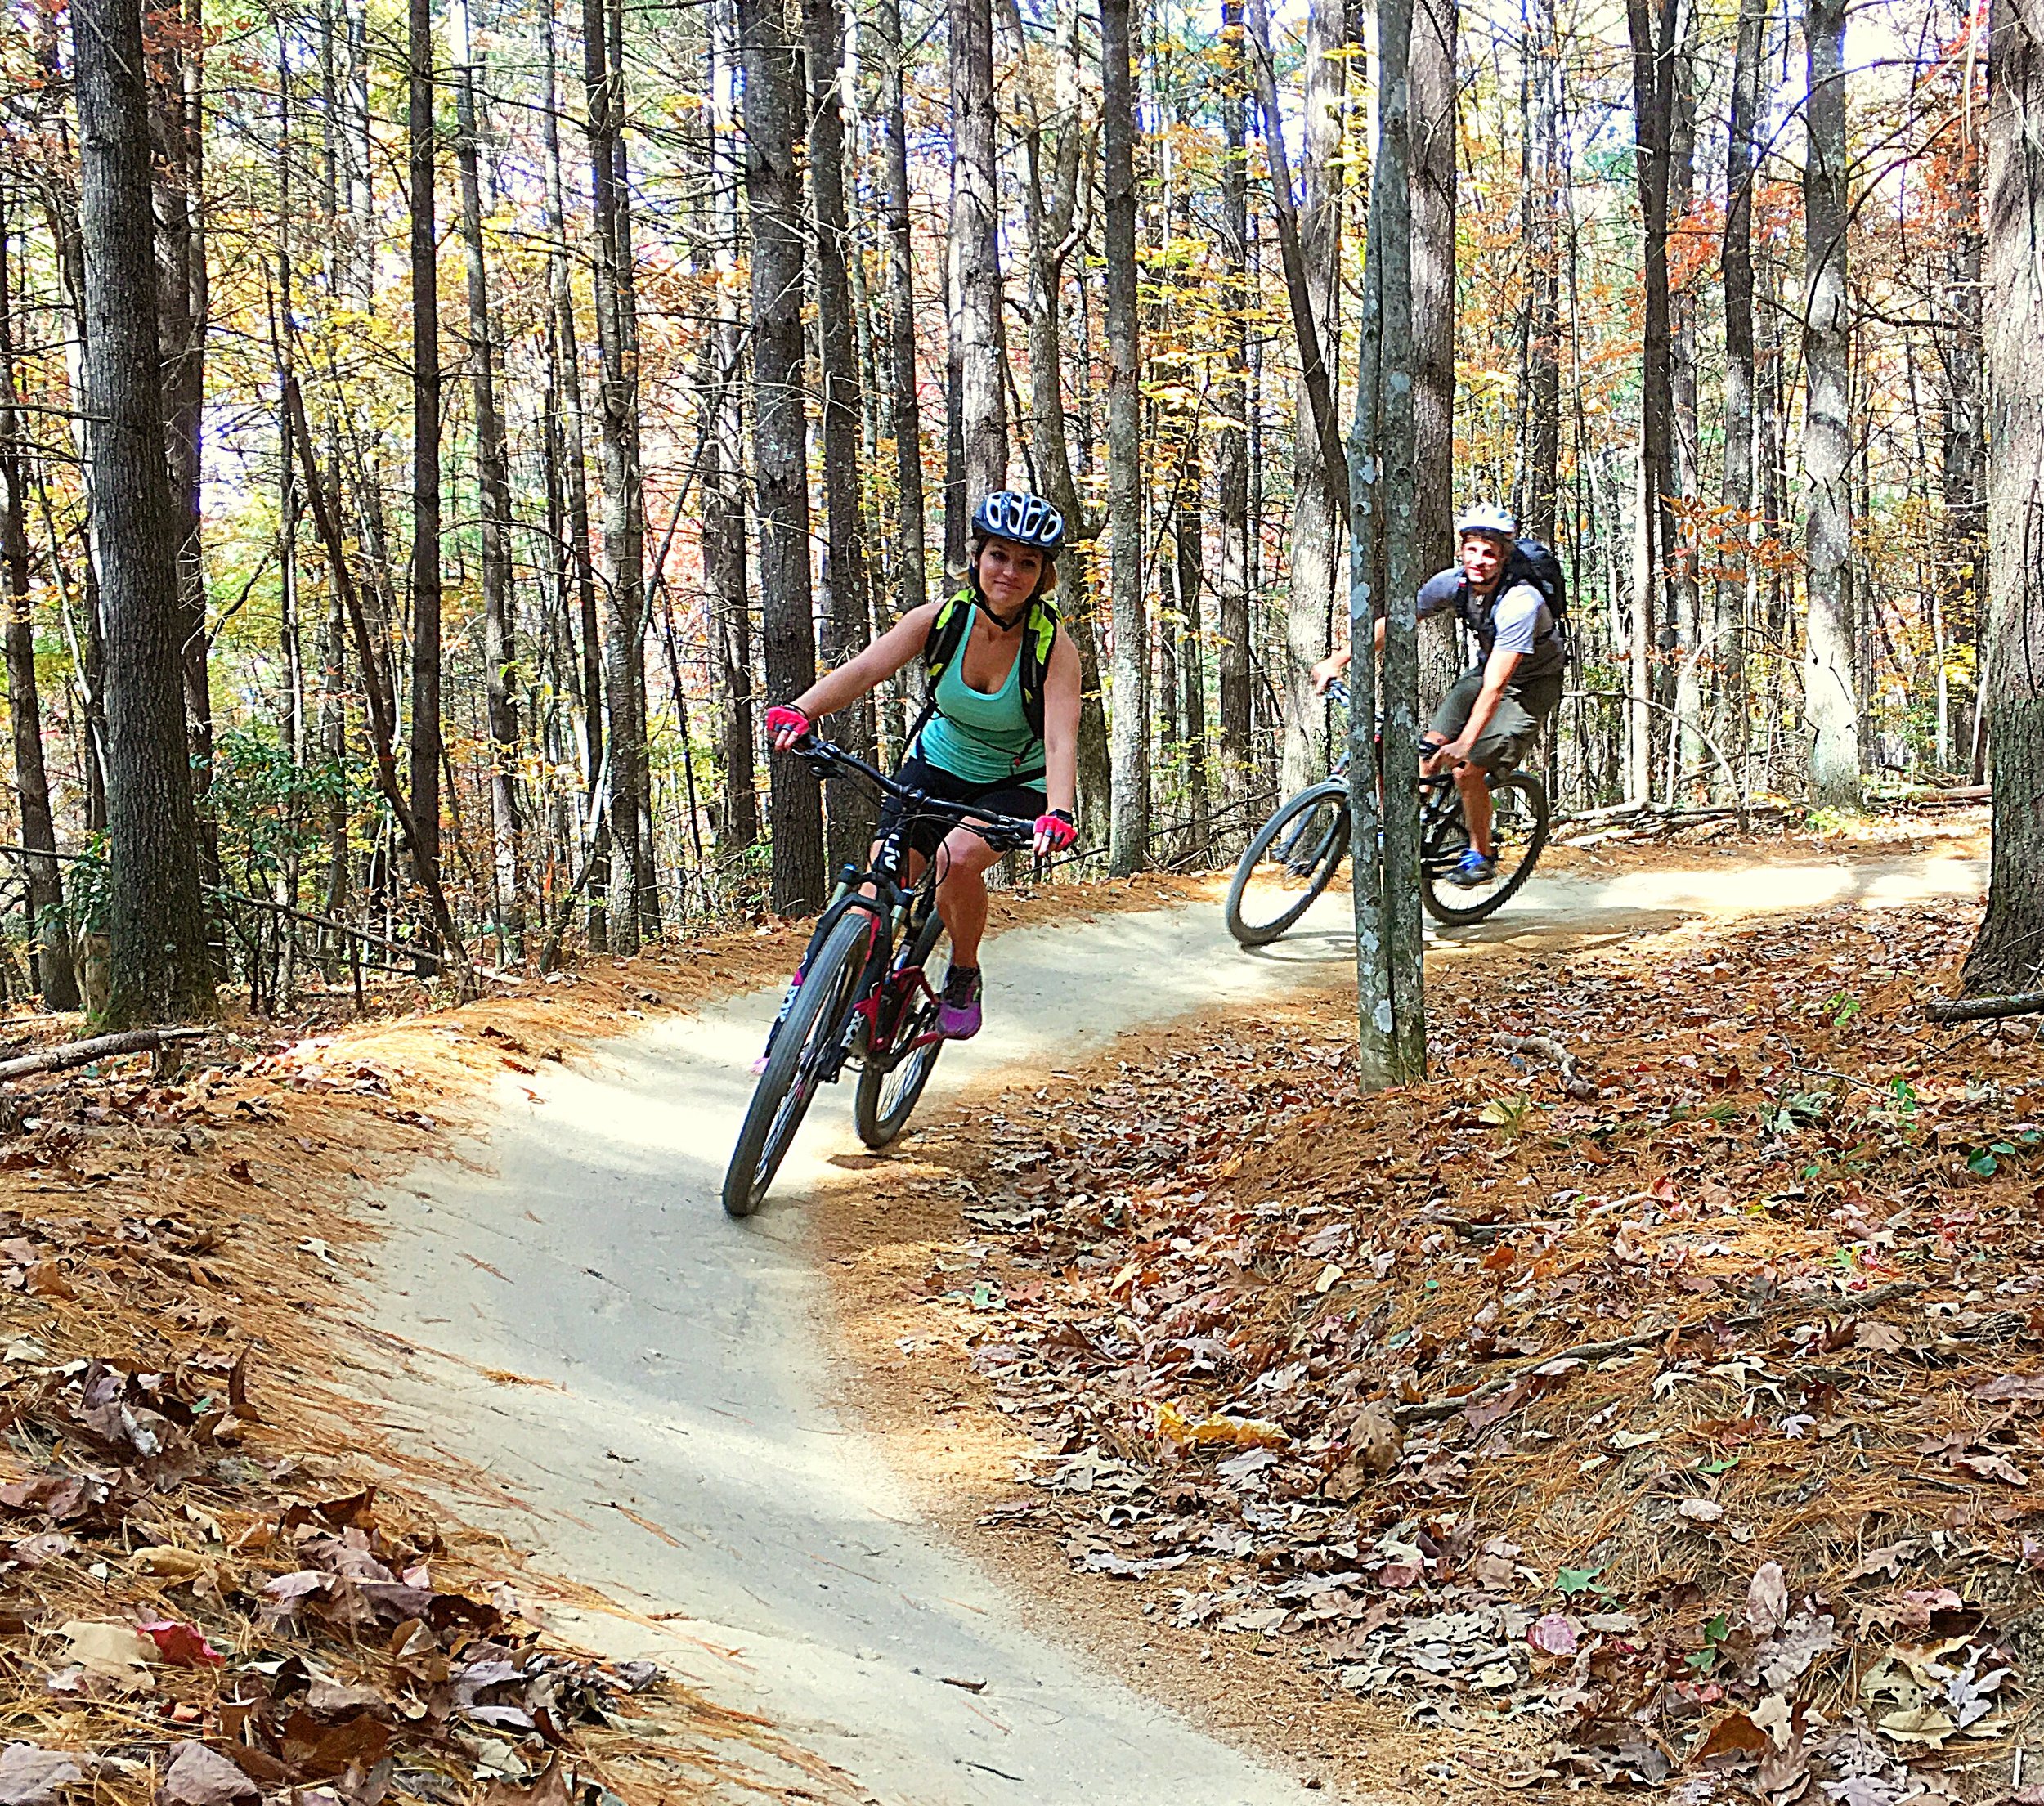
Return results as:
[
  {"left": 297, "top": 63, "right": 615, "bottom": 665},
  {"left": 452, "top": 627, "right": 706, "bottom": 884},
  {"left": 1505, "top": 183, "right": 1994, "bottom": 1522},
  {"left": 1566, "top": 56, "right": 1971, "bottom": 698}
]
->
[
  {"left": 1217, "top": 0, "right": 1255, "bottom": 819},
  {"left": 1412, "top": 0, "right": 1460, "bottom": 713},
  {"left": 739, "top": 0, "right": 824, "bottom": 910},
  {"left": 1716, "top": 0, "right": 1767, "bottom": 795},
  {"left": 877, "top": 0, "right": 928, "bottom": 633},
  {"left": 406, "top": 0, "right": 442, "bottom": 921},
  {"left": 0, "top": 208, "right": 78, "bottom": 1009},
  {"left": 1964, "top": 0, "right": 2044, "bottom": 993},
  {"left": 1101, "top": 0, "right": 1147, "bottom": 874},
  {"left": 585, "top": 0, "right": 648, "bottom": 948},
  {"left": 74, "top": 0, "right": 216, "bottom": 1022},
  {"left": 951, "top": 0, "right": 1006, "bottom": 500},
  {"left": 1670, "top": 2, "right": 1705, "bottom": 789},
  {"left": 1802, "top": 0, "right": 1862, "bottom": 806},
  {"left": 1935, "top": 116, "right": 1987, "bottom": 781},
  {"left": 453, "top": 0, "right": 522, "bottom": 950},
  {"left": 806, "top": 0, "right": 876, "bottom": 867},
  {"left": 1008, "top": 0, "right": 1110, "bottom": 835},
  {"left": 1625, "top": 0, "right": 1678, "bottom": 802}
]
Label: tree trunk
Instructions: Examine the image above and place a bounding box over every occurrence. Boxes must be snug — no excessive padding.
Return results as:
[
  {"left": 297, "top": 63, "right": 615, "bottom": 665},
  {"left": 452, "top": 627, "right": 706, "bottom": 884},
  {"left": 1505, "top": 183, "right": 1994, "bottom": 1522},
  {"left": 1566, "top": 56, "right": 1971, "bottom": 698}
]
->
[
  {"left": 541, "top": 0, "right": 608, "bottom": 944},
  {"left": 1965, "top": 0, "right": 2044, "bottom": 993},
  {"left": 1802, "top": 0, "right": 1862, "bottom": 806},
  {"left": 150, "top": 0, "right": 211, "bottom": 838},
  {"left": 1101, "top": 0, "right": 1147, "bottom": 875},
  {"left": 1670, "top": 2, "right": 1705, "bottom": 790},
  {"left": 1625, "top": 0, "right": 1677, "bottom": 802},
  {"left": 74, "top": 0, "right": 216, "bottom": 1022},
  {"left": 1716, "top": 0, "right": 1767, "bottom": 795},
  {"left": 877, "top": 0, "right": 928, "bottom": 633},
  {"left": 1412, "top": 0, "right": 1460, "bottom": 712},
  {"left": 951, "top": 0, "right": 1006, "bottom": 500},
  {"left": 708, "top": 0, "right": 756, "bottom": 851},
  {"left": 806, "top": 0, "right": 876, "bottom": 868},
  {"left": 1522, "top": 0, "right": 1558, "bottom": 549},
  {"left": 454, "top": 0, "right": 522, "bottom": 950},
  {"left": 1255, "top": 0, "right": 1348, "bottom": 793},
  {"left": 0, "top": 208, "right": 78, "bottom": 1010},
  {"left": 406, "top": 0, "right": 442, "bottom": 923},
  {"left": 1936, "top": 112, "right": 1987, "bottom": 782},
  {"left": 1217, "top": 0, "right": 1254, "bottom": 821},
  {"left": 585, "top": 0, "right": 648, "bottom": 948},
  {"left": 1009, "top": 0, "right": 1109, "bottom": 836},
  {"left": 739, "top": 0, "right": 824, "bottom": 910}
]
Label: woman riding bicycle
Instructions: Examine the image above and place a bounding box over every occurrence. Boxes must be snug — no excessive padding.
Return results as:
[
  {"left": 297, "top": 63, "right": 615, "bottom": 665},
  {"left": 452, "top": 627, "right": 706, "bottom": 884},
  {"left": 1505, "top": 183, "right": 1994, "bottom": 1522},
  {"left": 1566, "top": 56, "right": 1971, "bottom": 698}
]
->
[{"left": 763, "top": 490, "right": 1083, "bottom": 1040}]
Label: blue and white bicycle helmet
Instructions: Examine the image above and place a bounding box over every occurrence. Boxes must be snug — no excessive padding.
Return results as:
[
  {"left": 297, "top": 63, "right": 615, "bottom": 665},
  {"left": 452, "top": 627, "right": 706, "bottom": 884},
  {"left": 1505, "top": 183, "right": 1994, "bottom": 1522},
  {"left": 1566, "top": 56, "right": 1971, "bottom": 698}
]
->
[
  {"left": 971, "top": 489, "right": 1066, "bottom": 553},
  {"left": 1455, "top": 503, "right": 1517, "bottom": 543}
]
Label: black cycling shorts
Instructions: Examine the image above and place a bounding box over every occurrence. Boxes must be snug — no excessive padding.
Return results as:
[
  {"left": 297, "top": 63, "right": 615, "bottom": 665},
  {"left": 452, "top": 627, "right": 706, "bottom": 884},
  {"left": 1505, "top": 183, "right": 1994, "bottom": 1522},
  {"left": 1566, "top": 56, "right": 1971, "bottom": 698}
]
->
[{"left": 877, "top": 755, "right": 1046, "bottom": 865}]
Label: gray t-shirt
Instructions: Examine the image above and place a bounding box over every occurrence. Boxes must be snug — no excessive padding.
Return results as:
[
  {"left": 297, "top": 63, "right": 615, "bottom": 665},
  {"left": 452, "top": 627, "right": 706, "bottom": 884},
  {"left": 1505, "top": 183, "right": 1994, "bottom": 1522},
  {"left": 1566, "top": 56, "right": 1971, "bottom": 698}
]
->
[{"left": 1416, "top": 567, "right": 1564, "bottom": 678}]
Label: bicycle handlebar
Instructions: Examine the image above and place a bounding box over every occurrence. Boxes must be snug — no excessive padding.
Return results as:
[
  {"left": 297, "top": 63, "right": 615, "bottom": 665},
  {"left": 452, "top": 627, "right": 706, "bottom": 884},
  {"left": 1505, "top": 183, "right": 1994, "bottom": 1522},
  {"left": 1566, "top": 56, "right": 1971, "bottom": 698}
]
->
[{"left": 786, "top": 734, "right": 1041, "bottom": 853}]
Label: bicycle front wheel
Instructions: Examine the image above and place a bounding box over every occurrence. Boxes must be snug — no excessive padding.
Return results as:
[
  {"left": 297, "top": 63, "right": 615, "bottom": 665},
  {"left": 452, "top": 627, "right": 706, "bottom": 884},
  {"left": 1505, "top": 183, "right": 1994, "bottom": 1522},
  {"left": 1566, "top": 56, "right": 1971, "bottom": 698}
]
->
[
  {"left": 1419, "top": 771, "right": 1551, "bottom": 926},
  {"left": 723, "top": 910, "right": 873, "bottom": 1218},
  {"left": 853, "top": 912, "right": 948, "bottom": 1149},
  {"left": 1225, "top": 782, "right": 1351, "bottom": 947}
]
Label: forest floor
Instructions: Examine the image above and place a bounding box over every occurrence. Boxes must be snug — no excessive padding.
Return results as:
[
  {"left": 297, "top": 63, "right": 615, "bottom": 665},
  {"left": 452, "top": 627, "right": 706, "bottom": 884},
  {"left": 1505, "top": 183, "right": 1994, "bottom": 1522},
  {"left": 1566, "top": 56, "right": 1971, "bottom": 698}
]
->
[
  {"left": 0, "top": 808, "right": 2010, "bottom": 1806},
  {"left": 818, "top": 813, "right": 2040, "bottom": 1804}
]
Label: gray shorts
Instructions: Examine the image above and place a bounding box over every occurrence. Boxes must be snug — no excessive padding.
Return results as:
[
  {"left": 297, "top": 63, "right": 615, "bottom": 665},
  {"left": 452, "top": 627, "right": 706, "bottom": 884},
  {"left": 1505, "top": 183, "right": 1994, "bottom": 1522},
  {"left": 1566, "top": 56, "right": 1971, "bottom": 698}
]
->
[{"left": 1427, "top": 670, "right": 1561, "bottom": 773}]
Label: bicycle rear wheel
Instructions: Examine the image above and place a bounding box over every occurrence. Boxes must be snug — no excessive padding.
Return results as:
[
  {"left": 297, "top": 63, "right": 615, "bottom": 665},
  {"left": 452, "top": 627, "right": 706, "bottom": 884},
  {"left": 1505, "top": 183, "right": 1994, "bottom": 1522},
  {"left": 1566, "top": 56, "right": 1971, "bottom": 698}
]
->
[
  {"left": 1419, "top": 771, "right": 1551, "bottom": 925},
  {"left": 1225, "top": 782, "right": 1351, "bottom": 947},
  {"left": 853, "top": 912, "right": 948, "bottom": 1149},
  {"left": 723, "top": 910, "right": 873, "bottom": 1217}
]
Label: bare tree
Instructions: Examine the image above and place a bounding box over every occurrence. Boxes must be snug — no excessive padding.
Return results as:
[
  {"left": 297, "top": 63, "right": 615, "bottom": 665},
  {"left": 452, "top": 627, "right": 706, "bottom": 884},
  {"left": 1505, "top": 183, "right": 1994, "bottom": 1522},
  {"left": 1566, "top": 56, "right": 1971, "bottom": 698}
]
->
[
  {"left": 1412, "top": 0, "right": 1460, "bottom": 711},
  {"left": 406, "top": 0, "right": 442, "bottom": 925},
  {"left": 1803, "top": 0, "right": 1862, "bottom": 805},
  {"left": 1217, "top": 0, "right": 1254, "bottom": 816},
  {"left": 74, "top": 0, "right": 215, "bottom": 1021}
]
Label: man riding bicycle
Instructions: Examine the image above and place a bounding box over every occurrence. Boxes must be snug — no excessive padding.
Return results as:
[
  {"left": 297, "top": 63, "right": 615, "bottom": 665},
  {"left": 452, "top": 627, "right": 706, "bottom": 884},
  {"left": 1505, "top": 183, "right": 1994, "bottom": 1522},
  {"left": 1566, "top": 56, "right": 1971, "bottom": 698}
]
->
[
  {"left": 1311, "top": 504, "right": 1565, "bottom": 885},
  {"left": 764, "top": 490, "right": 1083, "bottom": 1040}
]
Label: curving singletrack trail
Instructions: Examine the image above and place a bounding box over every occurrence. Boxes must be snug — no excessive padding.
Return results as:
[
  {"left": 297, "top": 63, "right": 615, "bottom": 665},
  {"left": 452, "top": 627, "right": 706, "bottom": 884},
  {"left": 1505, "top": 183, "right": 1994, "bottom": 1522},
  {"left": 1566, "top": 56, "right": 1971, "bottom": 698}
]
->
[{"left": 359, "top": 852, "right": 1983, "bottom": 1806}]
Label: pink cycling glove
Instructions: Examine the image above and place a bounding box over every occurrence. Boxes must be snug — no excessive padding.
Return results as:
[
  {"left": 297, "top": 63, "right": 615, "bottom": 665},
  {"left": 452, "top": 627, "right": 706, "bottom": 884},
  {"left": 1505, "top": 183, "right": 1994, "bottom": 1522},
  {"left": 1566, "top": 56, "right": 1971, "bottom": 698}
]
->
[
  {"left": 764, "top": 704, "right": 811, "bottom": 749},
  {"left": 1033, "top": 809, "right": 1078, "bottom": 854}
]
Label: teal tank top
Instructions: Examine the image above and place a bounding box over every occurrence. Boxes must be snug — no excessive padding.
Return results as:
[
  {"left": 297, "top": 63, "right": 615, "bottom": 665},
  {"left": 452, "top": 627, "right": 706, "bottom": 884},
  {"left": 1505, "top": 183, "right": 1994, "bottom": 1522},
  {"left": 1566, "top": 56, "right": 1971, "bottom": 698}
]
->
[{"left": 917, "top": 632, "right": 1046, "bottom": 782}]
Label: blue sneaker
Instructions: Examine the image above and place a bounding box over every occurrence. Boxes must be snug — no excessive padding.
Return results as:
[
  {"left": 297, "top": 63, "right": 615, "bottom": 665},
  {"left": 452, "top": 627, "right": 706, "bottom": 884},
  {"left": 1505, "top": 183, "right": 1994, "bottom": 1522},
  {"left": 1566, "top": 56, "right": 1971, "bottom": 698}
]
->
[
  {"left": 1450, "top": 849, "right": 1495, "bottom": 887},
  {"left": 937, "top": 966, "right": 983, "bottom": 1039}
]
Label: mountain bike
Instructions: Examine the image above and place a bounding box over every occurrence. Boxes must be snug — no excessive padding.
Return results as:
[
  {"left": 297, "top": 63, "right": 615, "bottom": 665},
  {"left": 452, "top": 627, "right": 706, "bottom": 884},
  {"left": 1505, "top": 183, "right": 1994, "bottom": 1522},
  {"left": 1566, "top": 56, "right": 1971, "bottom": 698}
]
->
[
  {"left": 1223, "top": 680, "right": 1552, "bottom": 946},
  {"left": 721, "top": 735, "right": 1038, "bottom": 1219}
]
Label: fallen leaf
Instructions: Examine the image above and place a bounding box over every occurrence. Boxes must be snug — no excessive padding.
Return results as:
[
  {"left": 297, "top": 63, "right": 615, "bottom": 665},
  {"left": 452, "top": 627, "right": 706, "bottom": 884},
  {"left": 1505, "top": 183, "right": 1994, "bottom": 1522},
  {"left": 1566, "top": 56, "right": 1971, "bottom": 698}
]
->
[
  {"left": 137, "top": 1621, "right": 223, "bottom": 1667},
  {"left": 1697, "top": 1711, "right": 1769, "bottom": 1766},
  {"left": 1970, "top": 1372, "right": 2044, "bottom": 1401},
  {"left": 159, "top": 1743, "right": 256, "bottom": 1806},
  {"left": 131, "top": 1548, "right": 204, "bottom": 1580},
  {"left": 0, "top": 1745, "right": 83, "bottom": 1806},
  {"left": 1747, "top": 1560, "right": 1790, "bottom": 1637},
  {"left": 1527, "top": 1612, "right": 1579, "bottom": 1656},
  {"left": 56, "top": 1621, "right": 154, "bottom": 1691}
]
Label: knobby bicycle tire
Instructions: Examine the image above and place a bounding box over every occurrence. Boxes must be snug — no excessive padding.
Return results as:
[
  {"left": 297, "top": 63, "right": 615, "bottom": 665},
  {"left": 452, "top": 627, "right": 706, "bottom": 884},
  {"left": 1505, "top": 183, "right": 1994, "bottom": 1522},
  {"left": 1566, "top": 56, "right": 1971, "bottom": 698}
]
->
[
  {"left": 1225, "top": 782, "right": 1351, "bottom": 947},
  {"left": 853, "top": 911, "right": 948, "bottom": 1149},
  {"left": 1419, "top": 771, "right": 1552, "bottom": 926},
  {"left": 723, "top": 910, "right": 873, "bottom": 1218}
]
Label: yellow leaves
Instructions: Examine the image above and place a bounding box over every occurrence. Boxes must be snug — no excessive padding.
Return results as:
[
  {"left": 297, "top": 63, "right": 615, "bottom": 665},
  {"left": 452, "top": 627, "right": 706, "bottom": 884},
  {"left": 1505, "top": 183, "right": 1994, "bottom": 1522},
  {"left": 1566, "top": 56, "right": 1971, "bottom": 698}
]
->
[{"left": 1154, "top": 1400, "right": 1290, "bottom": 1450}]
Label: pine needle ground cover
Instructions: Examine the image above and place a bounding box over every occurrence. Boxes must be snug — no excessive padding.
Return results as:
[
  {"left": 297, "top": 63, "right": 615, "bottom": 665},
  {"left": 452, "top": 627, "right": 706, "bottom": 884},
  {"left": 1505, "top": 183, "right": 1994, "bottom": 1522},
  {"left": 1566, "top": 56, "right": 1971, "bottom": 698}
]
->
[
  {"left": 0, "top": 954, "right": 866, "bottom": 1806},
  {"left": 832, "top": 898, "right": 2042, "bottom": 1803}
]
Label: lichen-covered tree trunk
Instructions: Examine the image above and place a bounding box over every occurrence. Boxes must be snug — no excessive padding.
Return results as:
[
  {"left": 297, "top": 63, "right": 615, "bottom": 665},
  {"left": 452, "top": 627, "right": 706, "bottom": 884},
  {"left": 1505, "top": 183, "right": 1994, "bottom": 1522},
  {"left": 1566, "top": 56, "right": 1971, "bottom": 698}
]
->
[
  {"left": 1802, "top": 0, "right": 1862, "bottom": 807},
  {"left": 74, "top": 0, "right": 215, "bottom": 1022},
  {"left": 1964, "top": 0, "right": 2044, "bottom": 994},
  {"left": 1102, "top": 0, "right": 1148, "bottom": 875}
]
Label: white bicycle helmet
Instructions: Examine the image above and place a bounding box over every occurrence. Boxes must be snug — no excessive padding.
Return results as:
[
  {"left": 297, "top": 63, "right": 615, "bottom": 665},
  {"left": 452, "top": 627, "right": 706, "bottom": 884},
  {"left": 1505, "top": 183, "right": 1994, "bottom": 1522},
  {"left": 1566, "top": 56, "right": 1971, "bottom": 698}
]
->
[
  {"left": 971, "top": 489, "right": 1066, "bottom": 553},
  {"left": 1455, "top": 503, "right": 1517, "bottom": 543}
]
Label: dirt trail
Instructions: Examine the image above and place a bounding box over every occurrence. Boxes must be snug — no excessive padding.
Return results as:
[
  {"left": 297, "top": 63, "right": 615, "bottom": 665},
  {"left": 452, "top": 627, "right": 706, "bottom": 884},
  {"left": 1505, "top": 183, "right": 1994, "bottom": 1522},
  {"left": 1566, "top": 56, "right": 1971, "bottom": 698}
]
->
[{"left": 353, "top": 850, "right": 1983, "bottom": 1806}]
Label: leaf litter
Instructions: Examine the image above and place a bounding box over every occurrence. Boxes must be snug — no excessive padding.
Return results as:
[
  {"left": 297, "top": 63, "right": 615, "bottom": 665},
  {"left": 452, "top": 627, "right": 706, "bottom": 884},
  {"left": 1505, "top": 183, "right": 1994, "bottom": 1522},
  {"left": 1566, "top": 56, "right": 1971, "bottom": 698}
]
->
[
  {"left": 840, "top": 897, "right": 2043, "bottom": 1800},
  {"left": 0, "top": 957, "right": 867, "bottom": 1806}
]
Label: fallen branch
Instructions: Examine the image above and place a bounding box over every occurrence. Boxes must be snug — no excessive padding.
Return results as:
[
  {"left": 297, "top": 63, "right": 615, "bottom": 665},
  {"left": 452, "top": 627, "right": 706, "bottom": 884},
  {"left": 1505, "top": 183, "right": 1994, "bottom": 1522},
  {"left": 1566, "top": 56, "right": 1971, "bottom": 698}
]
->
[
  {"left": 0, "top": 1026, "right": 209, "bottom": 1083},
  {"left": 1925, "top": 989, "right": 2044, "bottom": 1024},
  {"left": 1495, "top": 1033, "right": 1599, "bottom": 1101},
  {"left": 1396, "top": 1280, "right": 1925, "bottom": 1424}
]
